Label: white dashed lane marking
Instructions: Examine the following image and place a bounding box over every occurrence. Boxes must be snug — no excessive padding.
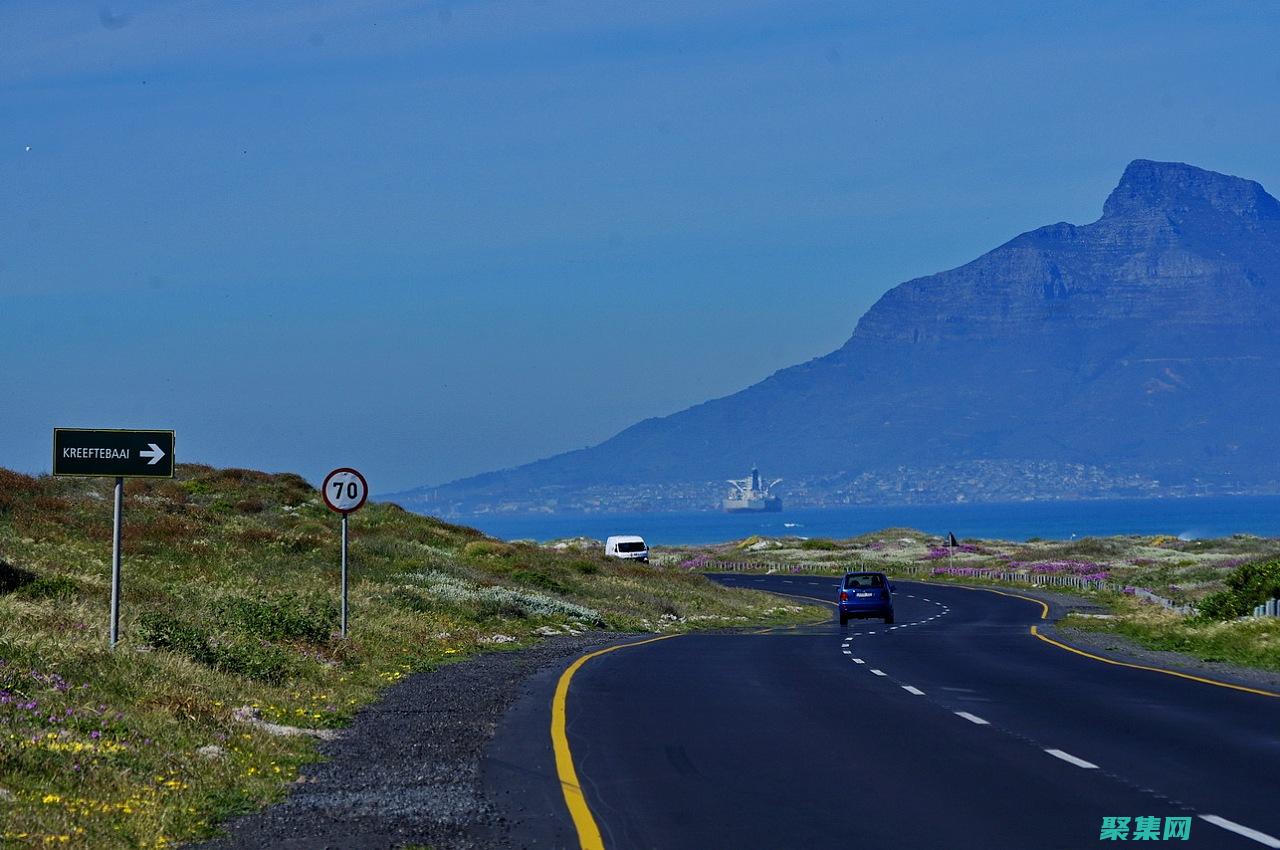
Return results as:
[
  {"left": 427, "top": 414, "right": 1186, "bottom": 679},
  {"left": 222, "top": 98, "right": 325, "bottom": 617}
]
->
[
  {"left": 827, "top": 589, "right": 1280, "bottom": 846},
  {"left": 1044, "top": 749, "right": 1098, "bottom": 769},
  {"left": 842, "top": 594, "right": 948, "bottom": 637},
  {"left": 839, "top": 588, "right": 954, "bottom": 700},
  {"left": 1199, "top": 815, "right": 1280, "bottom": 848}
]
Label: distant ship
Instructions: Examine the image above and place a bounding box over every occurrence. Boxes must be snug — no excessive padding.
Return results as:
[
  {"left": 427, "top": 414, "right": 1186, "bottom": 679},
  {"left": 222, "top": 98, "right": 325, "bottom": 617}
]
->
[{"left": 723, "top": 466, "right": 783, "bottom": 513}]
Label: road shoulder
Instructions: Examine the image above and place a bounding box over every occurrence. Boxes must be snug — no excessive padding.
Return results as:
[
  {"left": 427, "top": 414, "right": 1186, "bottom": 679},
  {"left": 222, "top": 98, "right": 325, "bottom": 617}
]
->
[
  {"left": 192, "top": 632, "right": 632, "bottom": 850},
  {"left": 1043, "top": 621, "right": 1280, "bottom": 693},
  {"left": 947, "top": 581, "right": 1280, "bottom": 693}
]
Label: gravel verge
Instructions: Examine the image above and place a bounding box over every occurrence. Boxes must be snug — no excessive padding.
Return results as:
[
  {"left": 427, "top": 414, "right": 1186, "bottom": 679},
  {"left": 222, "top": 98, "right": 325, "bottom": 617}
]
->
[{"left": 191, "top": 632, "right": 628, "bottom": 850}]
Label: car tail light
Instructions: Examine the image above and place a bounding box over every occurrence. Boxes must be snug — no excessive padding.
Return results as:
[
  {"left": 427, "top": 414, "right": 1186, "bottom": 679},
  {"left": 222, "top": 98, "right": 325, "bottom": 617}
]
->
[{"left": 839, "top": 591, "right": 849, "bottom": 602}]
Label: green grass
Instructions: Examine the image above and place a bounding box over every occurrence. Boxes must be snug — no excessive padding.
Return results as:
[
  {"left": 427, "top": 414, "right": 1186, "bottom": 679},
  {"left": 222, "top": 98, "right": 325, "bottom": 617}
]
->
[
  {"left": 0, "top": 465, "right": 810, "bottom": 848},
  {"left": 1063, "top": 595, "right": 1280, "bottom": 671}
]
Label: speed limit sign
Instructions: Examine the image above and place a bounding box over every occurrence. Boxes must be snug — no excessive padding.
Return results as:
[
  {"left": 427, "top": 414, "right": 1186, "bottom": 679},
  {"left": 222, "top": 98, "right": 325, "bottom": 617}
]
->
[
  {"left": 322, "top": 467, "right": 368, "bottom": 639},
  {"left": 322, "top": 467, "right": 368, "bottom": 514}
]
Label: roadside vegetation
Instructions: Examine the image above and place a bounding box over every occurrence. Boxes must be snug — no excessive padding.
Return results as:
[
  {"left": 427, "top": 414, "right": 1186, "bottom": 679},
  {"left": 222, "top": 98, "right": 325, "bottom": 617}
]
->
[
  {"left": 1062, "top": 594, "right": 1280, "bottom": 672},
  {"left": 660, "top": 531, "right": 1280, "bottom": 672},
  {"left": 661, "top": 530, "right": 1280, "bottom": 606},
  {"left": 0, "top": 466, "right": 808, "bottom": 849}
]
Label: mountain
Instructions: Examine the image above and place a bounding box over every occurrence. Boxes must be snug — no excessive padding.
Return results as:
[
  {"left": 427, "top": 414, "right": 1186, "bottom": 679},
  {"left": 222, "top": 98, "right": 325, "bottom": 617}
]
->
[{"left": 394, "top": 160, "right": 1280, "bottom": 516}]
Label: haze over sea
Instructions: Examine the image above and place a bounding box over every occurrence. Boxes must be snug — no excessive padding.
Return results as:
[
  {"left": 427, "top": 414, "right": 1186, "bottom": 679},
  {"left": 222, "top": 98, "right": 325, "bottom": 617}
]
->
[{"left": 459, "top": 496, "right": 1280, "bottom": 546}]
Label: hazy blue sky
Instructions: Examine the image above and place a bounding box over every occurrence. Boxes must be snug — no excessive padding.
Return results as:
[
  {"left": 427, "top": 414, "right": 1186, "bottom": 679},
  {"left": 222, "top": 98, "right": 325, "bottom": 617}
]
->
[{"left": 3, "top": 1, "right": 1279, "bottom": 492}]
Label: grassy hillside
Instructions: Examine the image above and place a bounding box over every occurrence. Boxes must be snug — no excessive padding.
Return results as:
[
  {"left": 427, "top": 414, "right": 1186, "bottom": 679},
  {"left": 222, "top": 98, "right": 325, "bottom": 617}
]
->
[{"left": 0, "top": 466, "right": 810, "bottom": 848}]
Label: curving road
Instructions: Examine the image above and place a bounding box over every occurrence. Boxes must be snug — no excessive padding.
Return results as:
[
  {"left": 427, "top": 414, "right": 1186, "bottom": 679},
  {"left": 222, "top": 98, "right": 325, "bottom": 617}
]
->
[{"left": 482, "top": 576, "right": 1280, "bottom": 849}]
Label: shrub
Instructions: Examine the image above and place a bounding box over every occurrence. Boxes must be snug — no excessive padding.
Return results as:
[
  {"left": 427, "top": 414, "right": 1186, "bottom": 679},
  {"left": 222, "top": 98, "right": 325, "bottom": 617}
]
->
[
  {"left": 464, "top": 540, "right": 514, "bottom": 559},
  {"left": 206, "top": 638, "right": 293, "bottom": 682},
  {"left": 138, "top": 612, "right": 214, "bottom": 657},
  {"left": 237, "top": 527, "right": 281, "bottom": 547},
  {"left": 387, "top": 587, "right": 437, "bottom": 613},
  {"left": 1196, "top": 591, "right": 1246, "bottom": 621},
  {"left": 212, "top": 592, "right": 336, "bottom": 643},
  {"left": 0, "top": 469, "right": 40, "bottom": 514},
  {"left": 0, "top": 560, "right": 37, "bottom": 594},
  {"left": 475, "top": 590, "right": 529, "bottom": 620},
  {"left": 1197, "top": 558, "right": 1280, "bottom": 620},
  {"left": 406, "top": 570, "right": 604, "bottom": 624},
  {"left": 478, "top": 587, "right": 602, "bottom": 623},
  {"left": 280, "top": 529, "right": 326, "bottom": 554},
  {"left": 511, "top": 569, "right": 569, "bottom": 594},
  {"left": 137, "top": 612, "right": 293, "bottom": 681},
  {"left": 16, "top": 574, "right": 80, "bottom": 600},
  {"left": 799, "top": 538, "right": 840, "bottom": 550},
  {"left": 569, "top": 559, "right": 601, "bottom": 575}
]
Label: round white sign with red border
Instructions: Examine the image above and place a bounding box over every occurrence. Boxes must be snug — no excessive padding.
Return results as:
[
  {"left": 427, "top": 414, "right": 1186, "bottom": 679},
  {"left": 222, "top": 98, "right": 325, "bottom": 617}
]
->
[{"left": 322, "top": 467, "right": 369, "bottom": 514}]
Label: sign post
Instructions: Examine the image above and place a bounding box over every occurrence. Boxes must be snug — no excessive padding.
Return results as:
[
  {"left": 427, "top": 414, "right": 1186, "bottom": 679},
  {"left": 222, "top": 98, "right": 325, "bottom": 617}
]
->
[
  {"left": 321, "top": 468, "right": 369, "bottom": 638},
  {"left": 53, "top": 428, "right": 176, "bottom": 648},
  {"left": 110, "top": 477, "right": 123, "bottom": 646}
]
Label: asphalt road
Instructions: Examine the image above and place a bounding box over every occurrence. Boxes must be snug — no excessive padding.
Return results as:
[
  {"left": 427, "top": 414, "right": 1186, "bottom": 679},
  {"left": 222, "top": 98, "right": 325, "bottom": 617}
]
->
[{"left": 484, "top": 575, "right": 1280, "bottom": 849}]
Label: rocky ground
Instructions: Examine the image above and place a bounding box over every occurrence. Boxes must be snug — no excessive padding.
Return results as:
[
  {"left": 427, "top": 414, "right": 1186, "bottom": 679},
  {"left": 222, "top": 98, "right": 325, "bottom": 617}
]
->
[{"left": 191, "top": 633, "right": 626, "bottom": 850}]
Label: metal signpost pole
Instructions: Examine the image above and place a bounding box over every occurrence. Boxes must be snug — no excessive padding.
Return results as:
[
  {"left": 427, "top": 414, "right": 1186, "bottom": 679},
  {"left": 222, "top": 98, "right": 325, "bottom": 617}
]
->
[
  {"left": 340, "top": 512, "right": 349, "bottom": 639},
  {"left": 321, "top": 467, "right": 367, "bottom": 640},
  {"left": 110, "top": 477, "right": 123, "bottom": 648},
  {"left": 52, "top": 428, "right": 175, "bottom": 649}
]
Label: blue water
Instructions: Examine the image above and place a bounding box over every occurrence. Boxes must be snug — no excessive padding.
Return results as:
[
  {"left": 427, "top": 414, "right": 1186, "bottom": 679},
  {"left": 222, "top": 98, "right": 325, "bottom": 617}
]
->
[{"left": 461, "top": 496, "right": 1280, "bottom": 545}]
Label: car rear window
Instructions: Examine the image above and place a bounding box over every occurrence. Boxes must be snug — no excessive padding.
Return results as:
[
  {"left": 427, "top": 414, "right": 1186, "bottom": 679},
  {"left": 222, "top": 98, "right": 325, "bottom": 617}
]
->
[
  {"left": 844, "top": 574, "right": 884, "bottom": 589},
  {"left": 617, "top": 541, "right": 646, "bottom": 552}
]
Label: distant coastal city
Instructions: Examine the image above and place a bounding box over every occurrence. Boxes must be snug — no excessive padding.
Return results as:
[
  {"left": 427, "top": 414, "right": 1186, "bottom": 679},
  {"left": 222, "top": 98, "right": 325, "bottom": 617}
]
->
[{"left": 403, "top": 460, "right": 1280, "bottom": 519}]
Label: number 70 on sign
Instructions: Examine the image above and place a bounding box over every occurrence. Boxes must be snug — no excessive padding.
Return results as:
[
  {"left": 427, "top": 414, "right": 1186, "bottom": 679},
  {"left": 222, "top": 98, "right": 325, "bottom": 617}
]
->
[
  {"left": 322, "top": 468, "right": 368, "bottom": 514},
  {"left": 321, "top": 467, "right": 368, "bottom": 639}
]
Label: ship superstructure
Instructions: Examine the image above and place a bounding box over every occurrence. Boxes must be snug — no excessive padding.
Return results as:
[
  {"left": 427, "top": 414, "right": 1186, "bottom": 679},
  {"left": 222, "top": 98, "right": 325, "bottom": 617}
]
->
[{"left": 723, "top": 466, "right": 783, "bottom": 513}]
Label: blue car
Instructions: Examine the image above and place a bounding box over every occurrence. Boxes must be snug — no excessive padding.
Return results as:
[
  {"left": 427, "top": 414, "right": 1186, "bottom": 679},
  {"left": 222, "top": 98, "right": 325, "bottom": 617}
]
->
[{"left": 838, "top": 571, "right": 895, "bottom": 625}]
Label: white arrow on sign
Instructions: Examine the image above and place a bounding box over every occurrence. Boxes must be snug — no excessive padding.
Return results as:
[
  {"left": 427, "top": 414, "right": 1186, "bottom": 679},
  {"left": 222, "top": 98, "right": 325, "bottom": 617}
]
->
[{"left": 140, "top": 443, "right": 165, "bottom": 465}]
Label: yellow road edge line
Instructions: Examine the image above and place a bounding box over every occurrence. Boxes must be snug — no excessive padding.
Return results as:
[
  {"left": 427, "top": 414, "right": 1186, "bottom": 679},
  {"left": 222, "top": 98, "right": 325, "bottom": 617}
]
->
[
  {"left": 914, "top": 581, "right": 1279, "bottom": 698},
  {"left": 1029, "top": 626, "right": 1280, "bottom": 698},
  {"left": 552, "top": 634, "right": 683, "bottom": 850},
  {"left": 946, "top": 582, "right": 1049, "bottom": 619}
]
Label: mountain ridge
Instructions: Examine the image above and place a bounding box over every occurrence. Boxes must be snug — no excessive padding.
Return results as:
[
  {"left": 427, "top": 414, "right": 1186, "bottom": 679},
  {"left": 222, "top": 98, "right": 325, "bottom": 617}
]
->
[{"left": 393, "top": 160, "right": 1280, "bottom": 515}]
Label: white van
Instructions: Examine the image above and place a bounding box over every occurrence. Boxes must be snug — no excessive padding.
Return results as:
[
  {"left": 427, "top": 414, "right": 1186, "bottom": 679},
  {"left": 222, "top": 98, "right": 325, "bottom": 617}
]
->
[{"left": 604, "top": 535, "right": 649, "bottom": 563}]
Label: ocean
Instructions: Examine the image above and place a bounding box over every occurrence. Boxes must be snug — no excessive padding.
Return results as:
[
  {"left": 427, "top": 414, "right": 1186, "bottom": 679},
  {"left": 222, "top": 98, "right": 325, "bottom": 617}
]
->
[{"left": 458, "top": 495, "right": 1280, "bottom": 545}]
